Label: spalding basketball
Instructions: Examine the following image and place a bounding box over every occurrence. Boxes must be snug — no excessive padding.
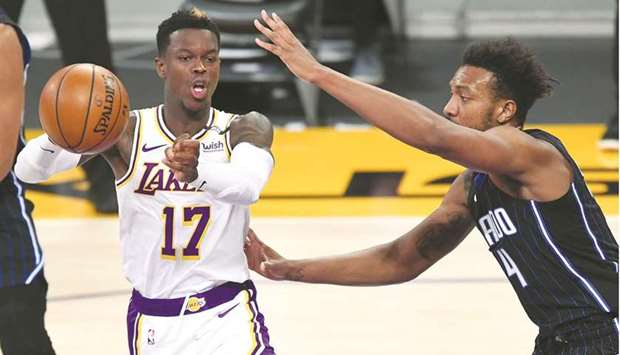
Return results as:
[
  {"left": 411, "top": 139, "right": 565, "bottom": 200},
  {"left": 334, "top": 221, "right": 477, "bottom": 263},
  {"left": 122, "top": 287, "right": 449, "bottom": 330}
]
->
[{"left": 39, "top": 63, "right": 129, "bottom": 154}]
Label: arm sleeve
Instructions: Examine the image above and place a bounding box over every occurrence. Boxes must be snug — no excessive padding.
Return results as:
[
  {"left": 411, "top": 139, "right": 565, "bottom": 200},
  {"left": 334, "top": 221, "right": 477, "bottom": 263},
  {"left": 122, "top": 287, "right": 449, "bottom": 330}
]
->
[
  {"left": 189, "top": 142, "right": 274, "bottom": 205},
  {"left": 14, "top": 134, "right": 81, "bottom": 183}
]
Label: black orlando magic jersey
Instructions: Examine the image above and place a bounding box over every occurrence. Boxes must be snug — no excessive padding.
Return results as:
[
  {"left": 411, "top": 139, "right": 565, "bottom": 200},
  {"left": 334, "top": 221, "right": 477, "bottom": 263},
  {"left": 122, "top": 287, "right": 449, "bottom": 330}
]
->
[
  {"left": 468, "top": 129, "right": 618, "bottom": 336},
  {"left": 0, "top": 8, "right": 43, "bottom": 287}
]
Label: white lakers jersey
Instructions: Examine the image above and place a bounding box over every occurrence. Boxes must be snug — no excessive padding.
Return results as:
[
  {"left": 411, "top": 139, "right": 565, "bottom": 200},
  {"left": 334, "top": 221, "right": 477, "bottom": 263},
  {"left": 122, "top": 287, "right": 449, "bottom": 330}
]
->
[{"left": 115, "top": 105, "right": 250, "bottom": 298}]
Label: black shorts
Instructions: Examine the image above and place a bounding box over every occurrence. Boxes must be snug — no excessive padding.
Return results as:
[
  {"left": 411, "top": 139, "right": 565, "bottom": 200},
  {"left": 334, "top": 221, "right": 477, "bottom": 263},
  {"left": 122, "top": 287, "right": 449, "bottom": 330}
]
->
[
  {"left": 0, "top": 272, "right": 55, "bottom": 355},
  {"left": 533, "top": 320, "right": 618, "bottom": 355}
]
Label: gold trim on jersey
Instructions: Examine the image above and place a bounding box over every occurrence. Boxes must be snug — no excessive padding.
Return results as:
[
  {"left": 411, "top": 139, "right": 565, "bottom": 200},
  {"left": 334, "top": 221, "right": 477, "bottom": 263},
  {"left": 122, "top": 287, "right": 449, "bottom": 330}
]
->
[
  {"left": 115, "top": 110, "right": 143, "bottom": 188},
  {"left": 156, "top": 104, "right": 214, "bottom": 144}
]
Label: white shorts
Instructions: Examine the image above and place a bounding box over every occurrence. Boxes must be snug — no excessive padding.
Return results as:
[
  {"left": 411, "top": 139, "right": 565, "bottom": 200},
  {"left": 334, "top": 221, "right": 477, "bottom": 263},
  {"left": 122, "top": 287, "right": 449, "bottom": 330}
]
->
[{"left": 127, "top": 280, "right": 274, "bottom": 355}]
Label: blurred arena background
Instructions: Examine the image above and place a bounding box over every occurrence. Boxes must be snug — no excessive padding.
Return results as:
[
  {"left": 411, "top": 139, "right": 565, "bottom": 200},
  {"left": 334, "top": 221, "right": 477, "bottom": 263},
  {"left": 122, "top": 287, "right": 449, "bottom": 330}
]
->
[{"left": 9, "top": 0, "right": 619, "bottom": 354}]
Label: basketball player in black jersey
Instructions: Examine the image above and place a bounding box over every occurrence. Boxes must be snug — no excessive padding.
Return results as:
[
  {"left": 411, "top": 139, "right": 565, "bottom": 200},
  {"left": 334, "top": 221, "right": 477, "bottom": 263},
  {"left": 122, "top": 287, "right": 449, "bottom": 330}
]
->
[
  {"left": 0, "top": 6, "right": 55, "bottom": 355},
  {"left": 244, "top": 11, "right": 619, "bottom": 354}
]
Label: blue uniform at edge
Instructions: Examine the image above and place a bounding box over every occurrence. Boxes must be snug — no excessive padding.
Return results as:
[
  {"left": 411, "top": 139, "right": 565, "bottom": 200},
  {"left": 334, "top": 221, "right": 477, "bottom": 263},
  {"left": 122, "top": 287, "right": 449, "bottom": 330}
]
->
[
  {"left": 468, "top": 129, "right": 618, "bottom": 352},
  {"left": 0, "top": 6, "right": 43, "bottom": 289}
]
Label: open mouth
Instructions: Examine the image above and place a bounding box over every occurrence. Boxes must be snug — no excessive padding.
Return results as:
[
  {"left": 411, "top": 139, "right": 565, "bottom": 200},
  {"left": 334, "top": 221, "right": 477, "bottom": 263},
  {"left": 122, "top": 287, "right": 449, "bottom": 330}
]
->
[{"left": 191, "top": 81, "right": 207, "bottom": 99}]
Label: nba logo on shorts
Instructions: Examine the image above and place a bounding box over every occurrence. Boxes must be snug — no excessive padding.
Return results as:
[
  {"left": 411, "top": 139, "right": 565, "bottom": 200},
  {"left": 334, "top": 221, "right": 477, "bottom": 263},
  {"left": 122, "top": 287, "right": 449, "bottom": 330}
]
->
[{"left": 147, "top": 329, "right": 155, "bottom": 345}]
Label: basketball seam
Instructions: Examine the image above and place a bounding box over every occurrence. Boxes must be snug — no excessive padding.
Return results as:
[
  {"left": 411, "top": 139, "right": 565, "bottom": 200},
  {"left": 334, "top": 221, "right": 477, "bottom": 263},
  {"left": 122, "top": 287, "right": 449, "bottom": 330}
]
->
[
  {"left": 74, "top": 64, "right": 96, "bottom": 149},
  {"left": 81, "top": 74, "right": 126, "bottom": 153},
  {"left": 54, "top": 64, "right": 79, "bottom": 149}
]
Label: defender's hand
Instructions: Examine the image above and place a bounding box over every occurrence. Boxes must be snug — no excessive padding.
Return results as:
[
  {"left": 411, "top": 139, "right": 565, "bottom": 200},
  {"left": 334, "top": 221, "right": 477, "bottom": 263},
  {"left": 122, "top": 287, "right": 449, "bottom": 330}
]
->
[
  {"left": 244, "top": 228, "right": 290, "bottom": 281},
  {"left": 162, "top": 133, "right": 200, "bottom": 182},
  {"left": 254, "top": 10, "right": 322, "bottom": 83}
]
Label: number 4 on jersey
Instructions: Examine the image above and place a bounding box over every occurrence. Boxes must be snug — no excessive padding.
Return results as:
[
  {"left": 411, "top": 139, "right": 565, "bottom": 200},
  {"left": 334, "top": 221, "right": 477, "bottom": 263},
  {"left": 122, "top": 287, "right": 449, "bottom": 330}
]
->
[
  {"left": 161, "top": 206, "right": 211, "bottom": 260},
  {"left": 497, "top": 248, "right": 528, "bottom": 288}
]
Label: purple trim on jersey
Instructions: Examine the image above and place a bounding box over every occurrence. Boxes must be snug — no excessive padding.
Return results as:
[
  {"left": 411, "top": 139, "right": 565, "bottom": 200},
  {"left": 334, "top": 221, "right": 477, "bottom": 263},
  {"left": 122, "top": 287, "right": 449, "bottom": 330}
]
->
[
  {"left": 127, "top": 300, "right": 140, "bottom": 355},
  {"left": 247, "top": 282, "right": 275, "bottom": 355},
  {"left": 131, "top": 281, "right": 251, "bottom": 317}
]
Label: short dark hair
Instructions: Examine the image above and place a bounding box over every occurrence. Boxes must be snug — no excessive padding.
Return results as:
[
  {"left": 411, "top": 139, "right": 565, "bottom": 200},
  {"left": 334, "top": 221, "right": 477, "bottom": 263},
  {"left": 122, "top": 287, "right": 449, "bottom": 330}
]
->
[
  {"left": 156, "top": 8, "right": 221, "bottom": 55},
  {"left": 462, "top": 37, "right": 556, "bottom": 126}
]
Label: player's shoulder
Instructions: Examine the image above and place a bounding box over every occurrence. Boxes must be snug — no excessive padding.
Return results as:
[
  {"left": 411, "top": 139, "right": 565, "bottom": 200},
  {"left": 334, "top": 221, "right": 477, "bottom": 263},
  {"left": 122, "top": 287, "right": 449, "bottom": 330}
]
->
[
  {"left": 485, "top": 125, "right": 553, "bottom": 146},
  {"left": 230, "top": 111, "right": 271, "bottom": 125},
  {"left": 0, "top": 23, "right": 22, "bottom": 60},
  {"left": 441, "top": 170, "right": 475, "bottom": 208},
  {"left": 485, "top": 125, "right": 530, "bottom": 141},
  {"left": 0, "top": 22, "right": 18, "bottom": 41},
  {"left": 229, "top": 111, "right": 273, "bottom": 134},
  {"left": 228, "top": 111, "right": 273, "bottom": 149},
  {"left": 126, "top": 110, "right": 139, "bottom": 132},
  {"left": 486, "top": 125, "right": 563, "bottom": 160}
]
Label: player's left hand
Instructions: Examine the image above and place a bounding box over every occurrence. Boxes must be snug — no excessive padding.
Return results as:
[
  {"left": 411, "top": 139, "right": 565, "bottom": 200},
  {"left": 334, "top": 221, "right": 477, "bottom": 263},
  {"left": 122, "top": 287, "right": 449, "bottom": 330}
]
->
[
  {"left": 244, "top": 228, "right": 289, "bottom": 280},
  {"left": 254, "top": 10, "right": 322, "bottom": 83},
  {"left": 162, "top": 133, "right": 200, "bottom": 182}
]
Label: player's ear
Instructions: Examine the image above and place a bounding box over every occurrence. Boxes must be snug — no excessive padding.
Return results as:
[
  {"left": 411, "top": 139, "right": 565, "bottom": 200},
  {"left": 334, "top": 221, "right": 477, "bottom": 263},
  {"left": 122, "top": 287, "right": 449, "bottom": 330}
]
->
[
  {"left": 496, "top": 99, "right": 517, "bottom": 125},
  {"left": 154, "top": 57, "right": 166, "bottom": 79}
]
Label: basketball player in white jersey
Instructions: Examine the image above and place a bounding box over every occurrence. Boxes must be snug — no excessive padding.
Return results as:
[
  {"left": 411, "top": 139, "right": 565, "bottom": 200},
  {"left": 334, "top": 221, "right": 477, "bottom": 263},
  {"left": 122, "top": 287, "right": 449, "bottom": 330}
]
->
[{"left": 14, "top": 8, "right": 276, "bottom": 354}]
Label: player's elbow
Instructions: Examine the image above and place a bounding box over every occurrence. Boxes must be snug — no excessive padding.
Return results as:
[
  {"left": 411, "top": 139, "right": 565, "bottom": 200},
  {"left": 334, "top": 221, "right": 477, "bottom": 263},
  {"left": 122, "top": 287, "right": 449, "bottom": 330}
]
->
[
  {"left": 384, "top": 241, "right": 433, "bottom": 284},
  {"left": 14, "top": 156, "right": 45, "bottom": 183},
  {"left": 238, "top": 185, "right": 261, "bottom": 205}
]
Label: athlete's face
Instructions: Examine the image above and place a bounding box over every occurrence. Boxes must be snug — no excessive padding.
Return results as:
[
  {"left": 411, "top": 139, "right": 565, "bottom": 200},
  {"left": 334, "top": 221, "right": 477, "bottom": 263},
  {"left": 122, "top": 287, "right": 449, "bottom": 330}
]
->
[
  {"left": 443, "top": 65, "right": 514, "bottom": 131},
  {"left": 155, "top": 28, "right": 220, "bottom": 115}
]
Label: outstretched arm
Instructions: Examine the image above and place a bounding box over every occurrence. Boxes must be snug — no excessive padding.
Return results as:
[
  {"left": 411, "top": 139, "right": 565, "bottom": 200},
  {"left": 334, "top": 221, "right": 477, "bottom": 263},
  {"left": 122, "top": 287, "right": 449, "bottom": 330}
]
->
[
  {"left": 254, "top": 10, "right": 454, "bottom": 153},
  {"left": 254, "top": 11, "right": 569, "bottom": 192},
  {"left": 15, "top": 112, "right": 137, "bottom": 183},
  {"left": 245, "top": 172, "right": 475, "bottom": 286}
]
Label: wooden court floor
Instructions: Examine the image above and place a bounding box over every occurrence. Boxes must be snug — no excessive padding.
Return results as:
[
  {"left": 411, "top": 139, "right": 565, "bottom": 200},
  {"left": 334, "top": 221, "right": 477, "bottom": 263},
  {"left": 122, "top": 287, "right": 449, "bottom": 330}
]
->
[{"left": 19, "top": 216, "right": 617, "bottom": 355}]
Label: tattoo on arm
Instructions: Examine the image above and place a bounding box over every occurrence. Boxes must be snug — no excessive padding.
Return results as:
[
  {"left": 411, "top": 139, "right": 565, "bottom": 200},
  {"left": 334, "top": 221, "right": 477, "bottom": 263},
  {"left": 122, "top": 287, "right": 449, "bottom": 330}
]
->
[
  {"left": 286, "top": 267, "right": 305, "bottom": 281},
  {"left": 463, "top": 169, "right": 473, "bottom": 203},
  {"left": 416, "top": 210, "right": 473, "bottom": 260}
]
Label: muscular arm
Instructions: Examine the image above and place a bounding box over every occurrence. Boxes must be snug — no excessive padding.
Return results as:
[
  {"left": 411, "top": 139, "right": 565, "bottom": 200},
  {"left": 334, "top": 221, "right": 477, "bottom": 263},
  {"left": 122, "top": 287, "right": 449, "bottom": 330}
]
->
[
  {"left": 254, "top": 12, "right": 569, "bottom": 199},
  {"left": 248, "top": 172, "right": 475, "bottom": 286},
  {"left": 0, "top": 24, "right": 25, "bottom": 180},
  {"left": 99, "top": 111, "right": 137, "bottom": 178},
  {"left": 15, "top": 111, "right": 136, "bottom": 183},
  {"left": 310, "top": 66, "right": 565, "bottom": 182}
]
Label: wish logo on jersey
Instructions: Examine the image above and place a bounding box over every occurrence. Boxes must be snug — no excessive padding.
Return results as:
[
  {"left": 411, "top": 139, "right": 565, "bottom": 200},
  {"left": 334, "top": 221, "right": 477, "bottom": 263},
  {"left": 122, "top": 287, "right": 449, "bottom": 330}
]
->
[
  {"left": 134, "top": 162, "right": 205, "bottom": 195},
  {"left": 201, "top": 140, "right": 224, "bottom": 153}
]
